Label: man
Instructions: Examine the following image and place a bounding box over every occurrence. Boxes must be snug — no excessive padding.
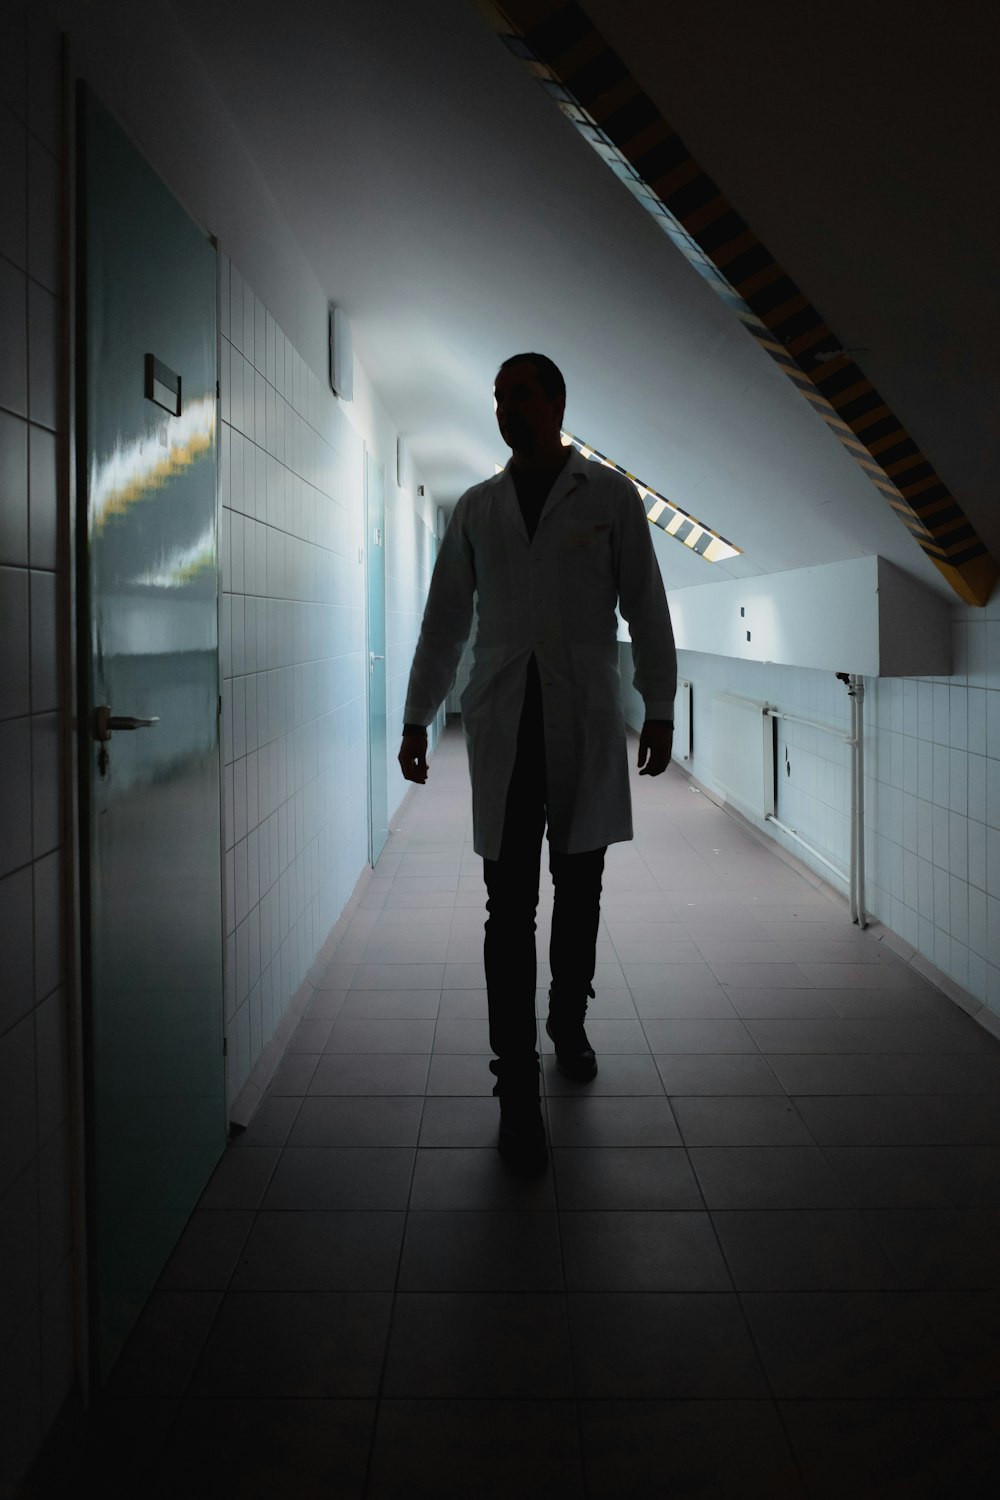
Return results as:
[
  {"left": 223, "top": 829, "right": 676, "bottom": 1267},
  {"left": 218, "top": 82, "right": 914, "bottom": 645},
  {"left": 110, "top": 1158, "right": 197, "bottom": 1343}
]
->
[{"left": 399, "top": 354, "right": 677, "bottom": 1172}]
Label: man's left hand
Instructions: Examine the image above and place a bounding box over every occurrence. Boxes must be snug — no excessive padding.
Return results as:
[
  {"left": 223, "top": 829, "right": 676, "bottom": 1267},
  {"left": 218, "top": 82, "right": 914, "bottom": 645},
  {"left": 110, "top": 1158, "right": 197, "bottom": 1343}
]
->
[{"left": 637, "top": 722, "right": 673, "bottom": 776}]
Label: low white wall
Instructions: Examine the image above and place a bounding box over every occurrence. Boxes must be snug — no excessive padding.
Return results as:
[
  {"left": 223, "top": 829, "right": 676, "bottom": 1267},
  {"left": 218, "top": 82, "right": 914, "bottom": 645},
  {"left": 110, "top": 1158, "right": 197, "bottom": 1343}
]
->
[{"left": 620, "top": 589, "right": 1000, "bottom": 1017}]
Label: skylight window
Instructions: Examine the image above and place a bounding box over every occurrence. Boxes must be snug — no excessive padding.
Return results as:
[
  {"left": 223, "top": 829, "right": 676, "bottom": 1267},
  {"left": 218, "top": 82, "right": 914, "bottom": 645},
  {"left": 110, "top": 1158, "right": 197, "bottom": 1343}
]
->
[{"left": 559, "top": 430, "right": 741, "bottom": 564}]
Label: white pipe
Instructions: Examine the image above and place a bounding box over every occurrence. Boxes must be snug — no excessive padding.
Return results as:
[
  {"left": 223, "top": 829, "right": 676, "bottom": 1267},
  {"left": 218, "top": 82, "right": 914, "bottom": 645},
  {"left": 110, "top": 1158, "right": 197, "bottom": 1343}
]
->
[
  {"left": 766, "top": 814, "right": 851, "bottom": 886},
  {"left": 764, "top": 708, "right": 853, "bottom": 744},
  {"left": 848, "top": 683, "right": 858, "bottom": 921},
  {"left": 852, "top": 675, "right": 867, "bottom": 928}
]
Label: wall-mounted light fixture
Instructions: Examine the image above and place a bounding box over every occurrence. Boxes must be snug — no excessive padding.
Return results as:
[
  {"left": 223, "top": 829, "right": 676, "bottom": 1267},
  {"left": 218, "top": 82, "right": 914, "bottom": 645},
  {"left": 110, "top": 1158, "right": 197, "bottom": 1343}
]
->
[{"left": 329, "top": 305, "right": 353, "bottom": 401}]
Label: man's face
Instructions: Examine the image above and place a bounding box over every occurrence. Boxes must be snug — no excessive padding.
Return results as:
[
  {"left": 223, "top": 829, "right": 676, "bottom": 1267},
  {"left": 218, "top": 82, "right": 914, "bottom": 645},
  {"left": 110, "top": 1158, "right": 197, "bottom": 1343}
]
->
[{"left": 494, "top": 361, "right": 564, "bottom": 457}]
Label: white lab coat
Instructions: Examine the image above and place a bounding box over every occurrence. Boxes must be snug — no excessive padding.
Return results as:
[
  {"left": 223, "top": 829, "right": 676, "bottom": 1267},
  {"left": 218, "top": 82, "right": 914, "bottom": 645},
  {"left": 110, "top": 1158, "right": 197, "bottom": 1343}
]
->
[{"left": 403, "top": 454, "right": 678, "bottom": 861}]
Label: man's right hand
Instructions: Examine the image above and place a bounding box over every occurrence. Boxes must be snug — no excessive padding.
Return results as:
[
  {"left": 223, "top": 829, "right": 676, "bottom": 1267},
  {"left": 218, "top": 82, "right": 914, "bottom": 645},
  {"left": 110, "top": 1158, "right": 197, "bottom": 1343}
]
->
[{"left": 398, "top": 731, "right": 429, "bottom": 784}]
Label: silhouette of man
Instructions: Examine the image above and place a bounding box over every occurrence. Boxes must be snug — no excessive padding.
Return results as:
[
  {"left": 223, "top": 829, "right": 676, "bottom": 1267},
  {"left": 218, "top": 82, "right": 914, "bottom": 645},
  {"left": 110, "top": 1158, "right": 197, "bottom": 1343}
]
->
[{"left": 399, "top": 354, "right": 677, "bottom": 1171}]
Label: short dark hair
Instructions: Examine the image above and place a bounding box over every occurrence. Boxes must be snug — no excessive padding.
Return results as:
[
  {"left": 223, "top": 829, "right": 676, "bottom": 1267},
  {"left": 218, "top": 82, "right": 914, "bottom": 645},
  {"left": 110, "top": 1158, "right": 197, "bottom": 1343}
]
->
[{"left": 497, "top": 352, "right": 566, "bottom": 405}]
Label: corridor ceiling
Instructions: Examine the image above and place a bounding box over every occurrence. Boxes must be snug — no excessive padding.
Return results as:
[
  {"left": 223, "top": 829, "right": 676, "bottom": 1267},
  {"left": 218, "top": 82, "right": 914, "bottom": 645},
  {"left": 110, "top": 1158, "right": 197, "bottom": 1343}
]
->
[{"left": 168, "top": 0, "right": 998, "bottom": 600}]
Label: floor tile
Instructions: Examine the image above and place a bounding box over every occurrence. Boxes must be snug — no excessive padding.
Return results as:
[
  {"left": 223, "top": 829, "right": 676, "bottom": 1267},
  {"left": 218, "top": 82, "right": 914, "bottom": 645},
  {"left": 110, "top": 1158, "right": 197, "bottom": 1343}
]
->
[
  {"left": 338, "top": 990, "right": 441, "bottom": 1019},
  {"left": 743, "top": 1017, "right": 866, "bottom": 1053},
  {"left": 104, "top": 1291, "right": 223, "bottom": 1398},
  {"left": 408, "top": 1148, "right": 556, "bottom": 1210},
  {"left": 633, "top": 988, "right": 739, "bottom": 1018},
  {"left": 161, "top": 1397, "right": 375, "bottom": 1499},
  {"left": 847, "top": 1017, "right": 1000, "bottom": 1054},
  {"left": 764, "top": 1053, "right": 904, "bottom": 1094},
  {"left": 347, "top": 964, "right": 446, "bottom": 990},
  {"left": 625, "top": 961, "right": 725, "bottom": 994},
  {"left": 229, "top": 1095, "right": 303, "bottom": 1146},
  {"left": 552, "top": 1147, "right": 702, "bottom": 1209},
  {"left": 653, "top": 1052, "right": 784, "bottom": 1095},
  {"left": 284, "top": 1017, "right": 335, "bottom": 1053},
  {"left": 794, "top": 962, "right": 922, "bottom": 989},
  {"left": 266, "top": 1053, "right": 320, "bottom": 1095},
  {"left": 323, "top": 1016, "right": 436, "bottom": 1053},
  {"left": 425, "top": 1053, "right": 495, "bottom": 1095},
  {"left": 546, "top": 1095, "right": 681, "bottom": 1148},
  {"left": 689, "top": 1147, "right": 853, "bottom": 1209},
  {"left": 710, "top": 1209, "right": 900, "bottom": 1290},
  {"left": 793, "top": 1094, "right": 1000, "bottom": 1146},
  {"left": 639, "top": 1017, "right": 758, "bottom": 1053},
  {"left": 287, "top": 1096, "right": 423, "bottom": 1148},
  {"left": 885, "top": 1053, "right": 1000, "bottom": 1092},
  {"left": 779, "top": 1397, "right": 1000, "bottom": 1499},
  {"left": 811, "top": 987, "right": 944, "bottom": 1018},
  {"left": 567, "top": 1293, "right": 766, "bottom": 1396},
  {"left": 307, "top": 1052, "right": 430, "bottom": 1096},
  {"left": 915, "top": 1290, "right": 1000, "bottom": 1395},
  {"left": 262, "top": 1148, "right": 415, "bottom": 1211},
  {"left": 559, "top": 1211, "right": 732, "bottom": 1291},
  {"left": 823, "top": 1145, "right": 1000, "bottom": 1207},
  {"left": 190, "top": 1291, "right": 392, "bottom": 1397},
  {"left": 707, "top": 961, "right": 813, "bottom": 988},
  {"left": 725, "top": 988, "right": 840, "bottom": 1019},
  {"left": 579, "top": 1399, "right": 805, "bottom": 1497},
  {"left": 417, "top": 1095, "right": 502, "bottom": 1147},
  {"left": 864, "top": 1208, "right": 1000, "bottom": 1287},
  {"left": 381, "top": 1292, "right": 573, "bottom": 1397},
  {"left": 397, "top": 1211, "right": 563, "bottom": 1291},
  {"left": 196, "top": 1147, "right": 280, "bottom": 1210},
  {"left": 230, "top": 1211, "right": 405, "bottom": 1290},
  {"left": 431, "top": 1015, "right": 491, "bottom": 1052},
  {"left": 670, "top": 1095, "right": 814, "bottom": 1147},
  {"left": 741, "top": 1290, "right": 959, "bottom": 1396},
  {"left": 367, "top": 1400, "right": 582, "bottom": 1499},
  {"left": 695, "top": 940, "right": 790, "bottom": 965},
  {"left": 776, "top": 940, "right": 887, "bottom": 964},
  {"left": 156, "top": 1211, "right": 255, "bottom": 1291}
]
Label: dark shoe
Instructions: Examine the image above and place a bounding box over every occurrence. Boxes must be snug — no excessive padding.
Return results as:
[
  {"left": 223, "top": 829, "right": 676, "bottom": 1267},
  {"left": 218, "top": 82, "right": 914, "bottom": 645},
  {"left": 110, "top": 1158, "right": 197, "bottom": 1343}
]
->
[
  {"left": 497, "top": 1098, "right": 549, "bottom": 1174},
  {"left": 491, "top": 1057, "right": 549, "bottom": 1175},
  {"left": 546, "top": 985, "right": 598, "bottom": 1081}
]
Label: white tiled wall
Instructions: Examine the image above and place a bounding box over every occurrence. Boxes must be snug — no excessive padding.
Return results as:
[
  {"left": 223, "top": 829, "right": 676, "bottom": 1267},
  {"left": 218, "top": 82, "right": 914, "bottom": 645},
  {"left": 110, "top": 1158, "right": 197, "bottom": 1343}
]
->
[
  {"left": 864, "top": 598, "right": 1000, "bottom": 1011},
  {"left": 621, "top": 587, "right": 1000, "bottom": 1019},
  {"left": 0, "top": 3, "right": 75, "bottom": 1489},
  {"left": 218, "top": 254, "right": 371, "bottom": 1106},
  {"left": 0, "top": 3, "right": 446, "bottom": 1486}
]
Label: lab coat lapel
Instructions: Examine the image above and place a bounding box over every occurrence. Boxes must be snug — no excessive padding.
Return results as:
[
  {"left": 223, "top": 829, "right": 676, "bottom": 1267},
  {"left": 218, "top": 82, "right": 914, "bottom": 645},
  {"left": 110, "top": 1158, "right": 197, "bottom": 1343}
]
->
[
  {"left": 538, "top": 461, "right": 584, "bottom": 529},
  {"left": 497, "top": 457, "right": 586, "bottom": 544},
  {"left": 496, "top": 469, "right": 527, "bottom": 544}
]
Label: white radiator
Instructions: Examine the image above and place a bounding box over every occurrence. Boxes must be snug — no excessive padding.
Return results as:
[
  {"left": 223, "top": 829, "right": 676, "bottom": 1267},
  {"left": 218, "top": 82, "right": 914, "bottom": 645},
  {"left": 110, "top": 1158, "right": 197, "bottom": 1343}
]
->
[
  {"left": 710, "top": 693, "right": 775, "bottom": 820},
  {"left": 675, "top": 680, "right": 692, "bottom": 761}
]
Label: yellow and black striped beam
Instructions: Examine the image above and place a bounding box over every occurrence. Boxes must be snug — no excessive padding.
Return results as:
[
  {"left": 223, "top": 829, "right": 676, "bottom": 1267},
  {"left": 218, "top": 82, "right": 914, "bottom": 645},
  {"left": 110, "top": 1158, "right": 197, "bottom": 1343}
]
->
[
  {"left": 472, "top": 0, "right": 997, "bottom": 606},
  {"left": 560, "top": 429, "right": 742, "bottom": 564}
]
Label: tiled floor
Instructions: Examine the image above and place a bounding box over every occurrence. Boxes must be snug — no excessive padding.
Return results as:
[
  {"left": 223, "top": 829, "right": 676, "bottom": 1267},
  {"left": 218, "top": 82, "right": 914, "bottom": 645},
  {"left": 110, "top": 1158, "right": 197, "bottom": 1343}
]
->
[{"left": 30, "top": 726, "right": 1000, "bottom": 1496}]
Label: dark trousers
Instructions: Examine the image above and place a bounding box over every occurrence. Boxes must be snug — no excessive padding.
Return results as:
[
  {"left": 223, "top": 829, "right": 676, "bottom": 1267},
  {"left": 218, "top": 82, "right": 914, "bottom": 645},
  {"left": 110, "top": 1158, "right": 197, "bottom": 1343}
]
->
[{"left": 482, "top": 654, "right": 607, "bottom": 1064}]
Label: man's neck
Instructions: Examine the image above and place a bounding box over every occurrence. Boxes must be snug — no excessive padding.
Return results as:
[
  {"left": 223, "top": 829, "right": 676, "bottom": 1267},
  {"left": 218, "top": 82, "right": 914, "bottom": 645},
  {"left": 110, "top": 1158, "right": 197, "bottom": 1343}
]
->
[{"left": 510, "top": 444, "right": 569, "bottom": 473}]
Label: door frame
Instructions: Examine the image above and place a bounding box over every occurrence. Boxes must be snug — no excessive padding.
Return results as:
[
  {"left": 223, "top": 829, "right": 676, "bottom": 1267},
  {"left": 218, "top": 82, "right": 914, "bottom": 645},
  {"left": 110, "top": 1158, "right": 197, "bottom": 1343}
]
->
[{"left": 364, "top": 444, "right": 388, "bottom": 868}]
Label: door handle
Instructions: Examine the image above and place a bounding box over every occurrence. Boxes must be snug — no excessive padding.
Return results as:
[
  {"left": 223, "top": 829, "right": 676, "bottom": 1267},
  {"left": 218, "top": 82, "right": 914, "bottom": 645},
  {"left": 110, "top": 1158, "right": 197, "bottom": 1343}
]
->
[
  {"left": 94, "top": 705, "right": 161, "bottom": 742},
  {"left": 369, "top": 653, "right": 384, "bottom": 673}
]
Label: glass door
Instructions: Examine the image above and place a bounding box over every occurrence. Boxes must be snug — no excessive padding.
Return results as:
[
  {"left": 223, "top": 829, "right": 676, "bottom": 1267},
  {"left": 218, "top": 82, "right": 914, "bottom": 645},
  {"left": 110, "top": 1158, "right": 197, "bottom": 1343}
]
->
[{"left": 78, "top": 85, "right": 226, "bottom": 1380}]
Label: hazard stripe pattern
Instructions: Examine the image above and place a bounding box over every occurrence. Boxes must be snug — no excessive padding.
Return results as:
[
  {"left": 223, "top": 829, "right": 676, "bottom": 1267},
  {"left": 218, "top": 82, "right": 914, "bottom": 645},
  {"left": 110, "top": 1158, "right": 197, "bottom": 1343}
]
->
[{"left": 473, "top": 0, "right": 996, "bottom": 605}]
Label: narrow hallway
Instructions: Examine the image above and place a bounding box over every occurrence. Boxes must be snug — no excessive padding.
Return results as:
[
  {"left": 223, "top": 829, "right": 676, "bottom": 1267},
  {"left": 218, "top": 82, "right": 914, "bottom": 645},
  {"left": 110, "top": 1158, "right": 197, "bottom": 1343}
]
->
[{"left": 43, "top": 724, "right": 1000, "bottom": 1497}]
